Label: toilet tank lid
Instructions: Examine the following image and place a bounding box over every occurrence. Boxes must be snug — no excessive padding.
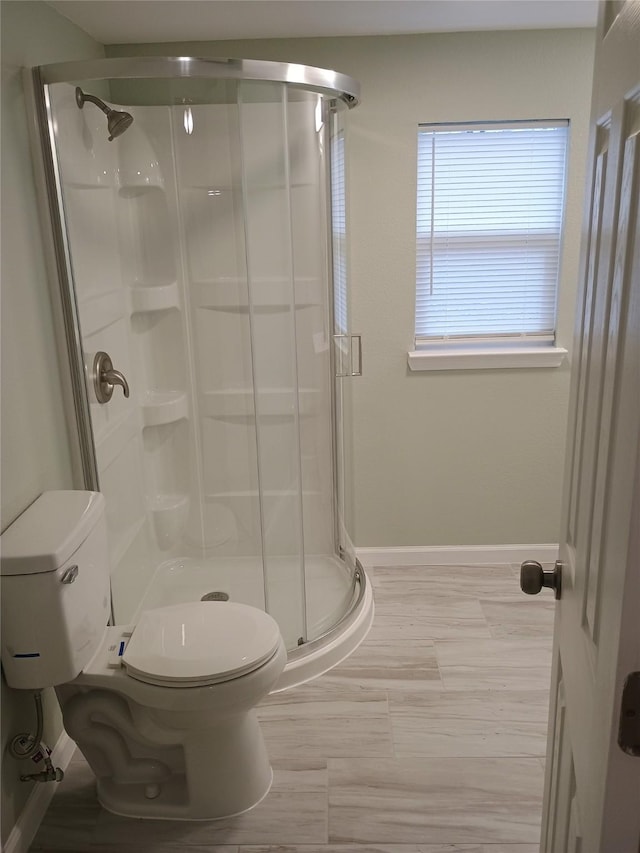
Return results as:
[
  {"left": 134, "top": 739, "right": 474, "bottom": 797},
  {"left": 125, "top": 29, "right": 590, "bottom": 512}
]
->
[{"left": 1, "top": 491, "right": 105, "bottom": 576}]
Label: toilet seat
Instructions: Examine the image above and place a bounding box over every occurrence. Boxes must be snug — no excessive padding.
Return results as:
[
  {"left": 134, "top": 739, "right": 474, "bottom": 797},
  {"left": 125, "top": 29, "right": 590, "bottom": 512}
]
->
[{"left": 121, "top": 601, "right": 282, "bottom": 688}]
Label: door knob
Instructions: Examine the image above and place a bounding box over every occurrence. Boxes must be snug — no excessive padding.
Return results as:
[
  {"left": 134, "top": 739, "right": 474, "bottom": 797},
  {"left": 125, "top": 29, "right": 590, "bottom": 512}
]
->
[
  {"left": 520, "top": 560, "right": 562, "bottom": 599},
  {"left": 93, "top": 351, "right": 130, "bottom": 404}
]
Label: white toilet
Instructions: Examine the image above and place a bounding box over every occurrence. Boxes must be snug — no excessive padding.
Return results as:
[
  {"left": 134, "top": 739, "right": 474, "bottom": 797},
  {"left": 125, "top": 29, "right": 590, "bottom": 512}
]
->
[{"left": 0, "top": 491, "right": 286, "bottom": 820}]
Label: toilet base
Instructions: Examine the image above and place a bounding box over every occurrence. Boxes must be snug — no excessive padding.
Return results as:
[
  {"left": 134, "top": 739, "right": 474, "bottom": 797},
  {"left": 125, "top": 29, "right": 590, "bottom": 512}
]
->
[
  {"left": 56, "top": 635, "right": 287, "bottom": 820},
  {"left": 97, "top": 765, "right": 274, "bottom": 822},
  {"left": 58, "top": 688, "right": 279, "bottom": 820},
  {"left": 94, "top": 708, "right": 274, "bottom": 820}
]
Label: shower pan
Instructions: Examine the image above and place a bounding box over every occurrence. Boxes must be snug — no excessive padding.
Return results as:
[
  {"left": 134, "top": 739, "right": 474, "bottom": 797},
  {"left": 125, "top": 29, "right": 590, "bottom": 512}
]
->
[{"left": 28, "top": 57, "right": 372, "bottom": 689}]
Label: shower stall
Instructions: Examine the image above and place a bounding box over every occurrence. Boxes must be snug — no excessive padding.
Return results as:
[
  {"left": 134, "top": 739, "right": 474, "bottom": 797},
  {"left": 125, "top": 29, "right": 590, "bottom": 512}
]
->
[{"left": 29, "top": 57, "right": 372, "bottom": 689}]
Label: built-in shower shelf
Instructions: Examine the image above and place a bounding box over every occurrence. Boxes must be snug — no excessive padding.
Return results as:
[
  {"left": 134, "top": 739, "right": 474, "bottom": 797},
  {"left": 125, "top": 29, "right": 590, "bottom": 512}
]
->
[
  {"left": 141, "top": 390, "right": 189, "bottom": 427},
  {"left": 199, "top": 302, "right": 319, "bottom": 314},
  {"left": 187, "top": 181, "right": 316, "bottom": 192},
  {"left": 194, "top": 278, "right": 320, "bottom": 311},
  {"left": 200, "top": 388, "right": 319, "bottom": 419},
  {"left": 148, "top": 493, "right": 189, "bottom": 513},
  {"left": 205, "top": 490, "right": 322, "bottom": 499},
  {"left": 78, "top": 288, "right": 127, "bottom": 337},
  {"left": 148, "top": 494, "right": 189, "bottom": 550},
  {"left": 130, "top": 282, "right": 180, "bottom": 314},
  {"left": 118, "top": 183, "right": 165, "bottom": 198},
  {"left": 65, "top": 181, "right": 115, "bottom": 191}
]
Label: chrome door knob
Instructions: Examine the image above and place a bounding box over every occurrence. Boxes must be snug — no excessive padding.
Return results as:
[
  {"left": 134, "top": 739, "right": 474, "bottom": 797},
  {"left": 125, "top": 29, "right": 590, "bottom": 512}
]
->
[
  {"left": 520, "top": 560, "right": 562, "bottom": 600},
  {"left": 93, "top": 351, "right": 130, "bottom": 404}
]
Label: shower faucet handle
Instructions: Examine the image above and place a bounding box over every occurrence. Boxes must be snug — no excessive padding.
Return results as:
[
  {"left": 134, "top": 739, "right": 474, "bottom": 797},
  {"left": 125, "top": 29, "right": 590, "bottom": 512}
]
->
[
  {"left": 93, "top": 351, "right": 130, "bottom": 404},
  {"left": 104, "top": 368, "right": 130, "bottom": 397}
]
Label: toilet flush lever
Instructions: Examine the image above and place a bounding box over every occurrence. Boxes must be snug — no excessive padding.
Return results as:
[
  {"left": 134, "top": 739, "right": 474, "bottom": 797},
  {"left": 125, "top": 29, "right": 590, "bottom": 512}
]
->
[
  {"left": 93, "top": 351, "right": 130, "bottom": 404},
  {"left": 61, "top": 565, "right": 79, "bottom": 584}
]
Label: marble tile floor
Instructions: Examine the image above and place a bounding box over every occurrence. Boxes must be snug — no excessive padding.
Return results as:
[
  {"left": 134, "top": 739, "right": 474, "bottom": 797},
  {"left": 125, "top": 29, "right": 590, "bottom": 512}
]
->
[{"left": 29, "top": 564, "right": 555, "bottom": 853}]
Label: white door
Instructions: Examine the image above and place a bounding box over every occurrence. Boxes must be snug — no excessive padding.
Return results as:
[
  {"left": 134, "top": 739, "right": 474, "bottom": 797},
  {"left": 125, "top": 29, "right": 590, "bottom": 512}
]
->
[{"left": 539, "top": 2, "right": 640, "bottom": 851}]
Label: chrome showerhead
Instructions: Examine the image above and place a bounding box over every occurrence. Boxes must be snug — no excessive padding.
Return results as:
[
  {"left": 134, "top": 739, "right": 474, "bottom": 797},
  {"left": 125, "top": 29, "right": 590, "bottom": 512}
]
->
[{"left": 75, "top": 87, "right": 134, "bottom": 141}]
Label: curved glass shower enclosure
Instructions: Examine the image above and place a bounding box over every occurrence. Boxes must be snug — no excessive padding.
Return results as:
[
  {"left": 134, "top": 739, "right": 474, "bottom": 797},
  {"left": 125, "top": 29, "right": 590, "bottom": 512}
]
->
[{"left": 31, "top": 57, "right": 370, "bottom": 685}]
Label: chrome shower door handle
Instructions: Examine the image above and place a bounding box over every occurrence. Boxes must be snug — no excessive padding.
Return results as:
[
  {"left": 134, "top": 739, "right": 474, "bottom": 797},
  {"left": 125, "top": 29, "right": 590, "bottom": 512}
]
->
[
  {"left": 333, "top": 335, "right": 363, "bottom": 377},
  {"left": 351, "top": 335, "right": 362, "bottom": 377},
  {"left": 93, "top": 351, "right": 130, "bottom": 404}
]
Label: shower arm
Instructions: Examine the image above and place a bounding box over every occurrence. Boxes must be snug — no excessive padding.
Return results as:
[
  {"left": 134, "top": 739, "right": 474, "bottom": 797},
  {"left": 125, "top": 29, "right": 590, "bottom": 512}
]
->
[
  {"left": 75, "top": 89, "right": 111, "bottom": 115},
  {"left": 74, "top": 87, "right": 134, "bottom": 141}
]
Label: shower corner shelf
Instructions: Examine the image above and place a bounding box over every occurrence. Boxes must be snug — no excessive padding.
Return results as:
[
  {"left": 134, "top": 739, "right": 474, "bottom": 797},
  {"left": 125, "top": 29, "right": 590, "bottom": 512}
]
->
[
  {"left": 130, "top": 282, "right": 180, "bottom": 314},
  {"left": 195, "top": 277, "right": 321, "bottom": 312},
  {"left": 200, "top": 388, "right": 320, "bottom": 419},
  {"left": 148, "top": 493, "right": 189, "bottom": 551},
  {"left": 118, "top": 181, "right": 165, "bottom": 198},
  {"left": 148, "top": 493, "right": 189, "bottom": 513},
  {"left": 64, "top": 179, "right": 117, "bottom": 191},
  {"left": 141, "top": 390, "right": 189, "bottom": 427}
]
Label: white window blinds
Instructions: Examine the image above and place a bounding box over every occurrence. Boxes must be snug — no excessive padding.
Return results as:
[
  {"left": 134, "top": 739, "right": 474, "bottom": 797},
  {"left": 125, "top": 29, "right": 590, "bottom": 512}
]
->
[
  {"left": 331, "top": 131, "right": 347, "bottom": 334},
  {"left": 415, "top": 120, "right": 569, "bottom": 343}
]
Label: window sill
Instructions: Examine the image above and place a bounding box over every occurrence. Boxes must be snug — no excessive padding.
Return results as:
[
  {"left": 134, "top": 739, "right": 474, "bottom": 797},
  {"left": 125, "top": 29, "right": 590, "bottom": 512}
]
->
[{"left": 407, "top": 345, "right": 568, "bottom": 371}]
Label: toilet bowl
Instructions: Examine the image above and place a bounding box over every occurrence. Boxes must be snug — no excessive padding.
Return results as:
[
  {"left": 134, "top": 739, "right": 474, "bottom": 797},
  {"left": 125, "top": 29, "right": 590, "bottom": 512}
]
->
[
  {"left": 1, "top": 491, "right": 286, "bottom": 820},
  {"left": 59, "top": 601, "right": 286, "bottom": 820}
]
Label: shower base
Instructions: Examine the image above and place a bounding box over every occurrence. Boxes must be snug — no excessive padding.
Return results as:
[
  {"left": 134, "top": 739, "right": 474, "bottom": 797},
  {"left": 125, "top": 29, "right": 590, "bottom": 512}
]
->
[{"left": 136, "top": 555, "right": 374, "bottom": 691}]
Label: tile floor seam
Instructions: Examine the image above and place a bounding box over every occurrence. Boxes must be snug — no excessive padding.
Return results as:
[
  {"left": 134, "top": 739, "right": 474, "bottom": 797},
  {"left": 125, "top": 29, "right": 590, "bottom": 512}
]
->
[{"left": 384, "top": 688, "right": 396, "bottom": 759}]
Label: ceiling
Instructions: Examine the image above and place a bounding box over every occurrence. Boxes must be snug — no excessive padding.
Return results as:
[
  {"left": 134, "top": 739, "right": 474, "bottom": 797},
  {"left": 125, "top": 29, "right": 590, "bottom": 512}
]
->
[{"left": 47, "top": 0, "right": 598, "bottom": 45}]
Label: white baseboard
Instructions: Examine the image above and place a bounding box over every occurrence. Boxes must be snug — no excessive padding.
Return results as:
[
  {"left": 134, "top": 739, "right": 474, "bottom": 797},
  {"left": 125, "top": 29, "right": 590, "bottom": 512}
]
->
[
  {"left": 3, "top": 730, "right": 75, "bottom": 853},
  {"left": 356, "top": 543, "right": 559, "bottom": 569}
]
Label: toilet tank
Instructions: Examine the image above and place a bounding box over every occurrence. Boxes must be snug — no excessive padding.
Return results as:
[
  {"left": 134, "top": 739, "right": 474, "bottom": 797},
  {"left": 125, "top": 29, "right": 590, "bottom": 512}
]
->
[{"left": 1, "top": 491, "right": 111, "bottom": 690}]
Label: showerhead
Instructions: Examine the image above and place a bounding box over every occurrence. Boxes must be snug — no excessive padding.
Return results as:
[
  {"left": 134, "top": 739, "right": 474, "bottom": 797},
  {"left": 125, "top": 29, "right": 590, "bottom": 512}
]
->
[
  {"left": 75, "top": 87, "right": 134, "bottom": 141},
  {"left": 106, "top": 109, "right": 134, "bottom": 141}
]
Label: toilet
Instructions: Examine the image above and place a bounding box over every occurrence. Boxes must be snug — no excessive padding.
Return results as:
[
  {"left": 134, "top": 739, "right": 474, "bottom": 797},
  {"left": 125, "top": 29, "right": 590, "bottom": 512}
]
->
[{"left": 0, "top": 491, "right": 286, "bottom": 820}]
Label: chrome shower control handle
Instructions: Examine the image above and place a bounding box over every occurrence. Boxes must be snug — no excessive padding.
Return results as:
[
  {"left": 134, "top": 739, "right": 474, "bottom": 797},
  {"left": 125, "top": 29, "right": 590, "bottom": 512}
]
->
[{"left": 93, "top": 351, "right": 130, "bottom": 404}]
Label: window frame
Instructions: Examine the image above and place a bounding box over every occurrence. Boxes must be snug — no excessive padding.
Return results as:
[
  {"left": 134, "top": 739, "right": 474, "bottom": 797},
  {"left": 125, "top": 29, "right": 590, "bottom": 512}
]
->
[{"left": 409, "top": 119, "right": 570, "bottom": 371}]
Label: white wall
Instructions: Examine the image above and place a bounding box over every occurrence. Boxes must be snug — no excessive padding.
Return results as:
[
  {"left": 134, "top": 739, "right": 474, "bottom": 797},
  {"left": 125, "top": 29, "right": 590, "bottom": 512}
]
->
[
  {"left": 0, "top": 2, "right": 103, "bottom": 844},
  {"left": 108, "top": 29, "right": 596, "bottom": 546}
]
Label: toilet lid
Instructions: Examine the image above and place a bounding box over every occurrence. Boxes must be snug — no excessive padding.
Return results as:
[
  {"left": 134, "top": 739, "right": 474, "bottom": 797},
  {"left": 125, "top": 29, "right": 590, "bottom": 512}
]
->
[{"left": 122, "top": 601, "right": 282, "bottom": 687}]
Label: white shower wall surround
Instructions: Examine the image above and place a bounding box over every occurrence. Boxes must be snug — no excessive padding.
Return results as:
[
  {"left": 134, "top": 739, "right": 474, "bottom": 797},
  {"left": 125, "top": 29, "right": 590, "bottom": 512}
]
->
[{"left": 49, "top": 81, "right": 353, "bottom": 652}]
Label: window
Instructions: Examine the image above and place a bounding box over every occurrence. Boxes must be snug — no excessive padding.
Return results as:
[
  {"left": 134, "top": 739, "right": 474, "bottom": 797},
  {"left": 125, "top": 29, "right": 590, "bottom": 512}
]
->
[
  {"left": 331, "top": 129, "right": 347, "bottom": 334},
  {"left": 411, "top": 120, "right": 569, "bottom": 370}
]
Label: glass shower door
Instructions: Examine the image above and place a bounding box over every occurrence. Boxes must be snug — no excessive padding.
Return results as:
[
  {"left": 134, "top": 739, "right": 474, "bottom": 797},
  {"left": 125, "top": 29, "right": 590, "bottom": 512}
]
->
[
  {"left": 238, "top": 83, "right": 356, "bottom": 646},
  {"left": 41, "top": 65, "right": 360, "bottom": 653},
  {"left": 236, "top": 81, "right": 307, "bottom": 646}
]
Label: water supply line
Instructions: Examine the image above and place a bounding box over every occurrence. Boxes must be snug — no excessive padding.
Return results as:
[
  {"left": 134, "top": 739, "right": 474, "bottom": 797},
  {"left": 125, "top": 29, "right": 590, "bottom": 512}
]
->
[{"left": 9, "top": 690, "right": 64, "bottom": 783}]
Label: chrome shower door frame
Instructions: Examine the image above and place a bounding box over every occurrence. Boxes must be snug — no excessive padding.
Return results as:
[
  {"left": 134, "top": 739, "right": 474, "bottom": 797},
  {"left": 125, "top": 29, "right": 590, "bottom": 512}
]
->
[{"left": 26, "top": 56, "right": 363, "bottom": 647}]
